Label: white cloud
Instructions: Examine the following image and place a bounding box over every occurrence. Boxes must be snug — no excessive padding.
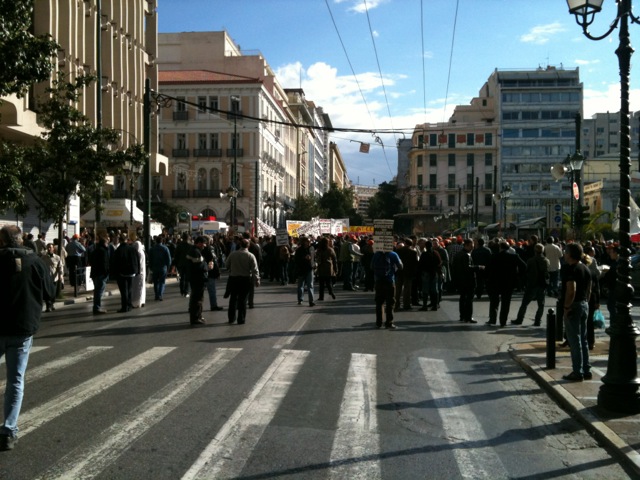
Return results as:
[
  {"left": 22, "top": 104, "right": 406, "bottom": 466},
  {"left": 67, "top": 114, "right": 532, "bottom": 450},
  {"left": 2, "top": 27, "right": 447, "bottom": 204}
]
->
[
  {"left": 584, "top": 83, "right": 640, "bottom": 118},
  {"left": 575, "top": 58, "right": 600, "bottom": 66},
  {"left": 334, "top": 0, "right": 389, "bottom": 14},
  {"left": 520, "top": 22, "right": 565, "bottom": 45}
]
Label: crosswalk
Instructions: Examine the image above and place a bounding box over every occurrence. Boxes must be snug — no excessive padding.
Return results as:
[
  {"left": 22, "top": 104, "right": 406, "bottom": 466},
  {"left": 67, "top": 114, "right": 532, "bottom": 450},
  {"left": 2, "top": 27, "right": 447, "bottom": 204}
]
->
[{"left": 1, "top": 344, "right": 522, "bottom": 478}]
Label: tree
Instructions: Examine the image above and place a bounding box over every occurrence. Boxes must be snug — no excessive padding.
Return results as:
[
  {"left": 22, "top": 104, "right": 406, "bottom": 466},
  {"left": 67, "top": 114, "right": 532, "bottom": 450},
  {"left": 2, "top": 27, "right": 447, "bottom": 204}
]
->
[
  {"left": 0, "top": 74, "right": 146, "bottom": 244},
  {"left": 149, "top": 201, "right": 183, "bottom": 231},
  {"left": 366, "top": 182, "right": 402, "bottom": 221},
  {"left": 319, "top": 182, "right": 361, "bottom": 224},
  {"left": 0, "top": 0, "right": 58, "bottom": 98},
  {"left": 292, "top": 194, "right": 325, "bottom": 221}
]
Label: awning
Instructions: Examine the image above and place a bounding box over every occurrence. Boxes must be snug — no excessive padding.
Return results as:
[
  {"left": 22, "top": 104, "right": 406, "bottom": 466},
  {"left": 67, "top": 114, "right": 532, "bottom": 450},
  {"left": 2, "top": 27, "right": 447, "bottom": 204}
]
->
[
  {"left": 515, "top": 216, "right": 546, "bottom": 228},
  {"left": 484, "top": 222, "right": 516, "bottom": 231},
  {"left": 81, "top": 199, "right": 144, "bottom": 223}
]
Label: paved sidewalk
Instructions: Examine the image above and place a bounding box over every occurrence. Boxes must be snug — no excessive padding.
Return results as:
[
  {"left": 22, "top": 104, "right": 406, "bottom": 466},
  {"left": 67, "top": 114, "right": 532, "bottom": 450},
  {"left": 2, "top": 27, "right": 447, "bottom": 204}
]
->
[{"left": 511, "top": 337, "right": 640, "bottom": 477}]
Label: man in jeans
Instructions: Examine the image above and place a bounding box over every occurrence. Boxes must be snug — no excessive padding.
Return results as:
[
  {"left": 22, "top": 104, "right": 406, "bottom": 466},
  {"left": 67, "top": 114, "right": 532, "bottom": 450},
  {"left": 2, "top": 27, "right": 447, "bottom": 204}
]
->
[
  {"left": 294, "top": 236, "right": 316, "bottom": 307},
  {"left": 88, "top": 232, "right": 110, "bottom": 314},
  {"left": 561, "top": 242, "right": 592, "bottom": 382},
  {"left": 0, "top": 225, "right": 56, "bottom": 450}
]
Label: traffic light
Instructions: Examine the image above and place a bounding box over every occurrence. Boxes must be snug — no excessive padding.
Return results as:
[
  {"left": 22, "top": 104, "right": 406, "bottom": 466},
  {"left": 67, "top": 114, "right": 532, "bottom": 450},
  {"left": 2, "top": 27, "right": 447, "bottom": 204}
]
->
[{"left": 574, "top": 204, "right": 590, "bottom": 229}]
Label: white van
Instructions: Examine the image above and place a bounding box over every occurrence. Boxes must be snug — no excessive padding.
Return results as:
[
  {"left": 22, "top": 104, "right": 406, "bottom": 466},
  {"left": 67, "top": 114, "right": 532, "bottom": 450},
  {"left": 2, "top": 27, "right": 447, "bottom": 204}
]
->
[{"left": 200, "top": 221, "right": 228, "bottom": 235}]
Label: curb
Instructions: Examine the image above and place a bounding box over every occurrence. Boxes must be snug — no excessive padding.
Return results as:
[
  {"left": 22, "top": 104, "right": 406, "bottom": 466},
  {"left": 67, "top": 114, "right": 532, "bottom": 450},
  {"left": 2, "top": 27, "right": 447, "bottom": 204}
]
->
[{"left": 511, "top": 351, "right": 640, "bottom": 478}]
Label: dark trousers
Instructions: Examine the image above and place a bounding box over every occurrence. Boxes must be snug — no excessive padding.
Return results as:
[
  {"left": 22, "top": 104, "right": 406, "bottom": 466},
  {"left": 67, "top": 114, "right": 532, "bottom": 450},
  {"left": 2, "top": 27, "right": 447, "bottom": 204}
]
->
[
  {"left": 178, "top": 266, "right": 191, "bottom": 296},
  {"left": 117, "top": 275, "right": 134, "bottom": 311},
  {"left": 375, "top": 281, "right": 396, "bottom": 327},
  {"left": 189, "top": 281, "right": 205, "bottom": 323},
  {"left": 458, "top": 288, "right": 475, "bottom": 322},
  {"left": 489, "top": 289, "right": 514, "bottom": 326},
  {"left": 318, "top": 276, "right": 334, "bottom": 300},
  {"left": 228, "top": 276, "right": 251, "bottom": 324}
]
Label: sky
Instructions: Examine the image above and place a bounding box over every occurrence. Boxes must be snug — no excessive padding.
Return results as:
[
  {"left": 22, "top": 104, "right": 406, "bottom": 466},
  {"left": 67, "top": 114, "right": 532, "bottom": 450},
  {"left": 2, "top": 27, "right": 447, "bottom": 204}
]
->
[{"left": 157, "top": 0, "right": 640, "bottom": 186}]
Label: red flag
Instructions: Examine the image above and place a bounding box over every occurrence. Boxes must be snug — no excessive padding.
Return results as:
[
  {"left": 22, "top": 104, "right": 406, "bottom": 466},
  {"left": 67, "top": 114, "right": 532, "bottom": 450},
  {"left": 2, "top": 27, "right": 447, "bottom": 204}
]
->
[{"left": 359, "top": 142, "right": 370, "bottom": 153}]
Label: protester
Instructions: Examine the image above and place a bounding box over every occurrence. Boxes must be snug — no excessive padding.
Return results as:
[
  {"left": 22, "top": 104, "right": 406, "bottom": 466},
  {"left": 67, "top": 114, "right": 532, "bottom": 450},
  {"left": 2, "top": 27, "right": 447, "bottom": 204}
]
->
[
  {"left": 149, "top": 236, "right": 172, "bottom": 301},
  {"left": 486, "top": 241, "right": 525, "bottom": 327},
  {"left": 294, "top": 236, "right": 316, "bottom": 306},
  {"left": 316, "top": 236, "right": 337, "bottom": 301},
  {"left": 225, "top": 238, "right": 260, "bottom": 324},
  {"left": 186, "top": 236, "right": 209, "bottom": 325},
  {"left": 511, "top": 243, "right": 549, "bottom": 326},
  {"left": 0, "top": 225, "right": 56, "bottom": 451},
  {"left": 418, "top": 240, "right": 441, "bottom": 311},
  {"left": 201, "top": 236, "right": 223, "bottom": 311},
  {"left": 451, "top": 238, "right": 484, "bottom": 324},
  {"left": 395, "top": 238, "right": 419, "bottom": 310},
  {"left": 131, "top": 238, "right": 146, "bottom": 308},
  {"left": 88, "top": 233, "right": 110, "bottom": 314},
  {"left": 371, "top": 247, "right": 403, "bottom": 329},
  {"left": 110, "top": 234, "right": 140, "bottom": 313}
]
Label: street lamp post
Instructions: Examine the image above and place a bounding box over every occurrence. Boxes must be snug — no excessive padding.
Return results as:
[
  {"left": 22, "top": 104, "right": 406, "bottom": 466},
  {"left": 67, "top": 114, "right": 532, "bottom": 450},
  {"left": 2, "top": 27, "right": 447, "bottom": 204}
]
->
[
  {"left": 230, "top": 95, "right": 240, "bottom": 231},
  {"left": 567, "top": 0, "right": 640, "bottom": 413},
  {"left": 492, "top": 186, "right": 512, "bottom": 233}
]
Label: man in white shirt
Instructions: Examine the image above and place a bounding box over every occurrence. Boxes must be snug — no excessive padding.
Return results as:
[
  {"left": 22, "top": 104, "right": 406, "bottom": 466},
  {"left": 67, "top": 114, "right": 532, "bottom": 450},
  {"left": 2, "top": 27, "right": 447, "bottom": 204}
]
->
[{"left": 544, "top": 236, "right": 563, "bottom": 297}]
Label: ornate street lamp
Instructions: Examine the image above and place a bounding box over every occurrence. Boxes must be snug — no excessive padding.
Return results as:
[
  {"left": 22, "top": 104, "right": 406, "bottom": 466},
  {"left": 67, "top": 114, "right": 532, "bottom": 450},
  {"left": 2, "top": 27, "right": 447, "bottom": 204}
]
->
[
  {"left": 492, "top": 185, "right": 512, "bottom": 230},
  {"left": 567, "top": 0, "right": 640, "bottom": 413}
]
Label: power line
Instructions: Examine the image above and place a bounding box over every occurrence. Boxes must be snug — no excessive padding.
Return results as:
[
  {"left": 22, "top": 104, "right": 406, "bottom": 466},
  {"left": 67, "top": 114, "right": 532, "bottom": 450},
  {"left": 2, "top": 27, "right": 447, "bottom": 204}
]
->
[{"left": 441, "top": 0, "right": 460, "bottom": 124}]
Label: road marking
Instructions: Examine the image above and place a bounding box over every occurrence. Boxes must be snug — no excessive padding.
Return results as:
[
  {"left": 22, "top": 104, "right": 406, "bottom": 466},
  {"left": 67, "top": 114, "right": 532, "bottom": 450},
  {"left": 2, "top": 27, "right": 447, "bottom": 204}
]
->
[
  {"left": 273, "top": 313, "right": 312, "bottom": 349},
  {"left": 36, "top": 348, "right": 242, "bottom": 480},
  {"left": 19, "top": 347, "right": 175, "bottom": 437},
  {"left": 182, "top": 349, "right": 309, "bottom": 480},
  {"left": 419, "top": 357, "right": 508, "bottom": 479},
  {"left": 329, "top": 353, "right": 380, "bottom": 479},
  {"left": 0, "top": 345, "right": 49, "bottom": 365},
  {"left": 0, "top": 346, "right": 112, "bottom": 392}
]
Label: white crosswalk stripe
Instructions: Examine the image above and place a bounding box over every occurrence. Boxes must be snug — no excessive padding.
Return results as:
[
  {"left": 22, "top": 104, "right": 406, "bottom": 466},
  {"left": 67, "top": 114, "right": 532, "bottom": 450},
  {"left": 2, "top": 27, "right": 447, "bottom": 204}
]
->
[
  {"left": 0, "top": 345, "right": 49, "bottom": 365},
  {"left": 329, "top": 353, "right": 381, "bottom": 479},
  {"left": 18, "top": 347, "right": 175, "bottom": 437},
  {"left": 419, "top": 357, "right": 509, "bottom": 479},
  {"left": 181, "top": 348, "right": 309, "bottom": 480},
  {"left": 36, "top": 347, "right": 241, "bottom": 480}
]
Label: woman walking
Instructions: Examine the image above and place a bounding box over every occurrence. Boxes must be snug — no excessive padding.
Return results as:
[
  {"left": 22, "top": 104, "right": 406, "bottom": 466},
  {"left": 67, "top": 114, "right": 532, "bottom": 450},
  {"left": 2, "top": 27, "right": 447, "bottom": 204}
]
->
[{"left": 316, "top": 237, "right": 337, "bottom": 301}]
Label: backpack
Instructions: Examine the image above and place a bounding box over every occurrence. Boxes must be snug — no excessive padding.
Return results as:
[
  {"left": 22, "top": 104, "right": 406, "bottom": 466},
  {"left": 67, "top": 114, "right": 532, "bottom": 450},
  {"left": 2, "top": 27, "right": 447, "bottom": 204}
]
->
[{"left": 372, "top": 251, "right": 392, "bottom": 278}]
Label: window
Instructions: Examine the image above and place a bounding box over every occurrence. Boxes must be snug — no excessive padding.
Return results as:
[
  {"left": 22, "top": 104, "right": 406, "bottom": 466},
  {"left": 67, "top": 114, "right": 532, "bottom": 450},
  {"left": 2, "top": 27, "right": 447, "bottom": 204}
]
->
[
  {"left": 448, "top": 194, "right": 455, "bottom": 207},
  {"left": 467, "top": 174, "right": 473, "bottom": 188},
  {"left": 448, "top": 154, "right": 456, "bottom": 166},
  {"left": 231, "top": 132, "right": 239, "bottom": 149},
  {"left": 448, "top": 133, "right": 456, "bottom": 148},
  {"left": 429, "top": 133, "right": 438, "bottom": 146},
  {"left": 417, "top": 155, "right": 423, "bottom": 168},
  {"left": 197, "top": 168, "right": 207, "bottom": 190},
  {"left": 503, "top": 129, "right": 519, "bottom": 138},
  {"left": 230, "top": 96, "right": 240, "bottom": 112},
  {"left": 209, "top": 96, "right": 219, "bottom": 112},
  {"left": 530, "top": 184, "right": 538, "bottom": 192},
  {"left": 210, "top": 133, "right": 219, "bottom": 149},
  {"left": 176, "top": 97, "right": 186, "bottom": 112},
  {"left": 522, "top": 111, "right": 539, "bottom": 120},
  {"left": 417, "top": 195, "right": 423, "bottom": 207},
  {"left": 485, "top": 173, "right": 493, "bottom": 190},
  {"left": 198, "top": 96, "right": 207, "bottom": 113},
  {"left": 198, "top": 133, "right": 207, "bottom": 150},
  {"left": 522, "top": 128, "right": 538, "bottom": 138},
  {"left": 466, "top": 153, "right": 474, "bottom": 166},
  {"left": 417, "top": 134, "right": 424, "bottom": 146},
  {"left": 417, "top": 174, "right": 423, "bottom": 187},
  {"left": 448, "top": 174, "right": 456, "bottom": 189},
  {"left": 484, "top": 153, "right": 492, "bottom": 166},
  {"left": 467, "top": 133, "right": 475, "bottom": 146},
  {"left": 177, "top": 133, "right": 186, "bottom": 149},
  {"left": 429, "top": 174, "right": 437, "bottom": 189},
  {"left": 211, "top": 168, "right": 220, "bottom": 190},
  {"left": 484, "top": 193, "right": 493, "bottom": 207},
  {"left": 429, "top": 154, "right": 437, "bottom": 166},
  {"left": 485, "top": 133, "right": 493, "bottom": 146},
  {"left": 429, "top": 194, "right": 437, "bottom": 207}
]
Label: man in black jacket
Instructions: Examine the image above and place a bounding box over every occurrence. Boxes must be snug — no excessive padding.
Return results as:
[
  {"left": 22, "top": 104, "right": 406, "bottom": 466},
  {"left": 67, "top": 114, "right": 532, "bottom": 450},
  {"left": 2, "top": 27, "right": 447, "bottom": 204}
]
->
[
  {"left": 110, "top": 234, "right": 140, "bottom": 313},
  {"left": 486, "top": 241, "right": 526, "bottom": 327},
  {"left": 89, "top": 232, "right": 110, "bottom": 314},
  {"left": 0, "top": 225, "right": 56, "bottom": 450}
]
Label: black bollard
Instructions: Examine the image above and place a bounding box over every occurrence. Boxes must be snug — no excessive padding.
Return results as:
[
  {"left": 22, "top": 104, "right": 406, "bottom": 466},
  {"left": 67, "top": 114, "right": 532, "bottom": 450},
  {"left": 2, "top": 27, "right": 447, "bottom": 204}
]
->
[{"left": 546, "top": 308, "right": 556, "bottom": 369}]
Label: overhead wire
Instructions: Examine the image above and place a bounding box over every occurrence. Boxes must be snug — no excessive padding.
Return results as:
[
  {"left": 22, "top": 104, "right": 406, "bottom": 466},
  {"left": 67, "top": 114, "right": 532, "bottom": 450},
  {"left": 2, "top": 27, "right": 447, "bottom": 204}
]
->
[
  {"left": 420, "top": 0, "right": 428, "bottom": 124},
  {"left": 441, "top": 0, "right": 460, "bottom": 124}
]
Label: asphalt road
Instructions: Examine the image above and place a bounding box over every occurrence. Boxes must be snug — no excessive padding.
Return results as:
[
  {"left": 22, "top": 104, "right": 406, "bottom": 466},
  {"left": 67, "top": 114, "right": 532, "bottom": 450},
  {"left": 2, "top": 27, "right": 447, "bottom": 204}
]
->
[{"left": 0, "top": 279, "right": 633, "bottom": 479}]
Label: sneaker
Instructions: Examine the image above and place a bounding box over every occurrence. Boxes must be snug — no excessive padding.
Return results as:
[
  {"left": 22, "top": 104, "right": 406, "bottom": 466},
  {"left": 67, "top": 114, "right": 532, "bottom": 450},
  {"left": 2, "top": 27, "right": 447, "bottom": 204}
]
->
[
  {"left": 467, "top": 319, "right": 478, "bottom": 324},
  {"left": 0, "top": 434, "right": 17, "bottom": 451},
  {"left": 190, "top": 318, "right": 206, "bottom": 325},
  {"left": 562, "top": 372, "right": 583, "bottom": 382},
  {"left": 385, "top": 323, "right": 397, "bottom": 330}
]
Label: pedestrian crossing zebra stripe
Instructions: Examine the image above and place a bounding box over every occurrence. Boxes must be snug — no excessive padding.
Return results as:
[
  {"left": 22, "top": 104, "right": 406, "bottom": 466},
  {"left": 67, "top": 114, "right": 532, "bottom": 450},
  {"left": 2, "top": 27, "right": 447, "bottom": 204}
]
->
[
  {"left": 329, "top": 353, "right": 381, "bottom": 479},
  {"left": 0, "top": 345, "right": 49, "bottom": 365},
  {"left": 273, "top": 313, "right": 312, "bottom": 349},
  {"left": 181, "top": 349, "right": 309, "bottom": 480},
  {"left": 0, "top": 347, "right": 112, "bottom": 392},
  {"left": 35, "top": 348, "right": 242, "bottom": 480},
  {"left": 419, "top": 358, "right": 508, "bottom": 479},
  {"left": 19, "top": 347, "right": 176, "bottom": 437}
]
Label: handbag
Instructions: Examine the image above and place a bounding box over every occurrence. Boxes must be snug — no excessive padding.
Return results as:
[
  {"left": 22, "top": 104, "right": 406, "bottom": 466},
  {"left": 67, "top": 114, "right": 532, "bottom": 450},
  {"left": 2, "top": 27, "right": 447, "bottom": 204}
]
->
[{"left": 593, "top": 309, "right": 606, "bottom": 329}]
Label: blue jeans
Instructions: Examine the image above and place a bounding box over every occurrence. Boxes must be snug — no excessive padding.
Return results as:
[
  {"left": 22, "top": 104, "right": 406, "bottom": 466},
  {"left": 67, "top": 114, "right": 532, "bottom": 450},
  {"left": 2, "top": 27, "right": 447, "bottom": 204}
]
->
[
  {"left": 92, "top": 274, "right": 108, "bottom": 311},
  {"left": 1, "top": 335, "right": 33, "bottom": 437},
  {"left": 421, "top": 272, "right": 438, "bottom": 306},
  {"left": 152, "top": 268, "right": 168, "bottom": 300},
  {"left": 564, "top": 300, "right": 590, "bottom": 375},
  {"left": 297, "top": 271, "right": 314, "bottom": 304},
  {"left": 207, "top": 278, "right": 219, "bottom": 309}
]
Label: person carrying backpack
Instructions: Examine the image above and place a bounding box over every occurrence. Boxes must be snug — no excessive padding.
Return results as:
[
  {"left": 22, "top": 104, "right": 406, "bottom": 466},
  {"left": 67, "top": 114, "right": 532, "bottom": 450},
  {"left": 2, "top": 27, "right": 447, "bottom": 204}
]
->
[{"left": 371, "top": 249, "right": 403, "bottom": 329}]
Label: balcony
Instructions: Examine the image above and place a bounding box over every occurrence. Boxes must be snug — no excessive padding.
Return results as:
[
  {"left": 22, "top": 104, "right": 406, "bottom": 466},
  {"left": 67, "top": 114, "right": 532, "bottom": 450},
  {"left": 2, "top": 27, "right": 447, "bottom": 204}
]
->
[
  {"left": 407, "top": 206, "right": 442, "bottom": 213},
  {"left": 173, "top": 111, "right": 189, "bottom": 121},
  {"left": 192, "top": 189, "right": 222, "bottom": 198},
  {"left": 193, "top": 149, "right": 223, "bottom": 157},
  {"left": 171, "top": 189, "right": 190, "bottom": 199},
  {"left": 226, "top": 148, "right": 244, "bottom": 157},
  {"left": 172, "top": 149, "right": 190, "bottom": 158}
]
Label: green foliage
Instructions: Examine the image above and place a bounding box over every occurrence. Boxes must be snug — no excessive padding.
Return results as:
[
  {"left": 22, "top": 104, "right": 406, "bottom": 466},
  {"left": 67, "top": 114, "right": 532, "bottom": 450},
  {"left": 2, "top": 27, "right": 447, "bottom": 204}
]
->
[
  {"left": 319, "top": 182, "right": 361, "bottom": 224},
  {"left": 574, "top": 204, "right": 590, "bottom": 229},
  {"left": 292, "top": 194, "right": 325, "bottom": 221},
  {"left": 0, "top": 0, "right": 58, "bottom": 97},
  {"left": 0, "top": 73, "right": 147, "bottom": 224},
  {"left": 366, "top": 182, "right": 402, "bottom": 221},
  {"left": 150, "top": 201, "right": 183, "bottom": 230}
]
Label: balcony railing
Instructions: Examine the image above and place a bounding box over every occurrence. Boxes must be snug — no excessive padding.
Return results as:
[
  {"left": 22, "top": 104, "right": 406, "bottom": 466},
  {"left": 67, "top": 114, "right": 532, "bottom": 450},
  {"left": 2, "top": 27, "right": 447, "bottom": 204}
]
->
[
  {"left": 192, "top": 189, "right": 222, "bottom": 198},
  {"left": 226, "top": 148, "right": 244, "bottom": 157},
  {"left": 193, "top": 148, "right": 223, "bottom": 157},
  {"left": 172, "top": 149, "right": 190, "bottom": 157},
  {"left": 171, "top": 189, "right": 190, "bottom": 199},
  {"left": 173, "top": 111, "right": 189, "bottom": 121}
]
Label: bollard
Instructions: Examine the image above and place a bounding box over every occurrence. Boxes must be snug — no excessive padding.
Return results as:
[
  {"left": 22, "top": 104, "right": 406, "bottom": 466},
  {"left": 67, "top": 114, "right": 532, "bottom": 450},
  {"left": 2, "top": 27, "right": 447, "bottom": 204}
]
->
[
  {"left": 555, "top": 299, "right": 564, "bottom": 341},
  {"left": 546, "top": 308, "right": 556, "bottom": 369}
]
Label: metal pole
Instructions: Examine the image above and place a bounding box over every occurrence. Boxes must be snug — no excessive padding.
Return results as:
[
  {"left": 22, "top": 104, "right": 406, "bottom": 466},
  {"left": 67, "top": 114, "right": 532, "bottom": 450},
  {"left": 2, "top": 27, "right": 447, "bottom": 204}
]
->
[
  {"left": 232, "top": 115, "right": 237, "bottom": 231},
  {"left": 598, "top": 0, "right": 640, "bottom": 413},
  {"left": 143, "top": 79, "right": 151, "bottom": 251},
  {"left": 95, "top": 0, "right": 102, "bottom": 230},
  {"left": 546, "top": 308, "right": 556, "bottom": 369}
]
